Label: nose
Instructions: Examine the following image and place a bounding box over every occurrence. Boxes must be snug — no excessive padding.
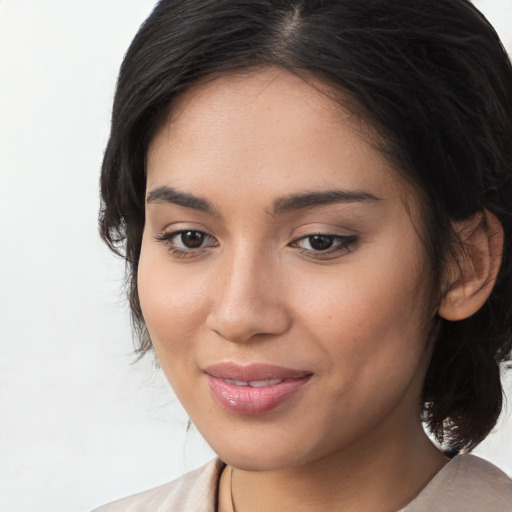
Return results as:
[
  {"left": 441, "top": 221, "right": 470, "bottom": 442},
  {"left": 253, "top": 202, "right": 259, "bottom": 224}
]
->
[{"left": 205, "top": 249, "right": 292, "bottom": 343}]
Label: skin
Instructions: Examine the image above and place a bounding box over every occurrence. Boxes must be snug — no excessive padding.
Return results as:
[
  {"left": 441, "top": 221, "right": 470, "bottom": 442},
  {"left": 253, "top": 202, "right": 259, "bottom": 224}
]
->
[{"left": 138, "top": 68, "right": 448, "bottom": 512}]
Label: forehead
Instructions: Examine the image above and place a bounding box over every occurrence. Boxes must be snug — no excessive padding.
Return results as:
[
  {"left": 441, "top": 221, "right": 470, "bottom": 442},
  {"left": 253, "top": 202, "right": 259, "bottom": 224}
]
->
[
  {"left": 167, "top": 67, "right": 347, "bottom": 131},
  {"left": 146, "top": 67, "right": 408, "bottom": 206}
]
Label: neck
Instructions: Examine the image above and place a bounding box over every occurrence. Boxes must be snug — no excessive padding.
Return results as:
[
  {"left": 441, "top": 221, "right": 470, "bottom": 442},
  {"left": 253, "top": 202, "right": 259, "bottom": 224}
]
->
[{"left": 222, "top": 423, "right": 448, "bottom": 512}]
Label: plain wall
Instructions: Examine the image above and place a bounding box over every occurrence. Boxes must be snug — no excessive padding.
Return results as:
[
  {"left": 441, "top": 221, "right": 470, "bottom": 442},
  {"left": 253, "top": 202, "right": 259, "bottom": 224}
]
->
[{"left": 1, "top": 1, "right": 511, "bottom": 511}]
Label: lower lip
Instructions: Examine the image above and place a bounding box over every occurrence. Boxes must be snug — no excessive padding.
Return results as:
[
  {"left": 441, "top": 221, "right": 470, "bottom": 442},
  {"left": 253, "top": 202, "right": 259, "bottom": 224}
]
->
[{"left": 206, "top": 374, "right": 312, "bottom": 415}]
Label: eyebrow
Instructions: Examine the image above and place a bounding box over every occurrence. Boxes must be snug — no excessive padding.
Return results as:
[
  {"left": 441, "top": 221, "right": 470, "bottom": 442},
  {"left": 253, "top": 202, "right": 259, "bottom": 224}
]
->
[
  {"left": 146, "top": 185, "right": 381, "bottom": 216},
  {"left": 271, "top": 189, "right": 381, "bottom": 215},
  {"left": 146, "top": 186, "right": 218, "bottom": 214}
]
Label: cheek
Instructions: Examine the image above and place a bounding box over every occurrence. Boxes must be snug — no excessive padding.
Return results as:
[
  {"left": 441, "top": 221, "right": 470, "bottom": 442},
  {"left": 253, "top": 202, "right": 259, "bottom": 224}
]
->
[
  {"left": 300, "top": 260, "right": 423, "bottom": 333},
  {"left": 296, "top": 243, "right": 430, "bottom": 377},
  {"left": 296, "top": 264, "right": 431, "bottom": 434},
  {"left": 137, "top": 240, "right": 210, "bottom": 363}
]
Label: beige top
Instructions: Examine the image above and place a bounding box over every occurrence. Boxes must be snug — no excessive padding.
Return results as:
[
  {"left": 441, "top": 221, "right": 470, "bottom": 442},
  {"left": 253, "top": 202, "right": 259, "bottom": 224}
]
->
[{"left": 92, "top": 454, "right": 512, "bottom": 511}]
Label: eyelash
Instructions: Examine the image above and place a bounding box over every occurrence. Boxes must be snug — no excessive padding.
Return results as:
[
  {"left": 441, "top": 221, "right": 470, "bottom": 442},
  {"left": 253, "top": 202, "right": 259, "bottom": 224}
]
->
[
  {"left": 291, "top": 234, "right": 358, "bottom": 259},
  {"left": 155, "top": 230, "right": 358, "bottom": 259},
  {"left": 155, "top": 230, "right": 218, "bottom": 258}
]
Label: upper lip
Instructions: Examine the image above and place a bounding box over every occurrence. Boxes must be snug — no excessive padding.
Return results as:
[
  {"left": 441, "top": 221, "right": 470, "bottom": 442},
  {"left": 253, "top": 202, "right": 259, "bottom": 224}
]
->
[{"left": 204, "top": 362, "right": 311, "bottom": 381}]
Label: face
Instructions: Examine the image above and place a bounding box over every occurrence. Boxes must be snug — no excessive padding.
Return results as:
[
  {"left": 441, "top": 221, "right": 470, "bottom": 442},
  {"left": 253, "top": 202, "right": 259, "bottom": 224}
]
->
[{"left": 139, "top": 68, "right": 435, "bottom": 471}]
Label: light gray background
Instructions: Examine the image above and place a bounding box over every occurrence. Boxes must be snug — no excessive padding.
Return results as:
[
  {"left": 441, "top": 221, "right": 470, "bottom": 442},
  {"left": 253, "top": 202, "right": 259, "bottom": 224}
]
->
[{"left": 1, "top": 1, "right": 511, "bottom": 511}]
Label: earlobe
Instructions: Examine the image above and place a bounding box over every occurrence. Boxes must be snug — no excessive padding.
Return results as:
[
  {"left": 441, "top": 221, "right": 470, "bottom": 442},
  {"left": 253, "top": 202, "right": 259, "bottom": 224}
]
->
[{"left": 439, "top": 210, "right": 503, "bottom": 321}]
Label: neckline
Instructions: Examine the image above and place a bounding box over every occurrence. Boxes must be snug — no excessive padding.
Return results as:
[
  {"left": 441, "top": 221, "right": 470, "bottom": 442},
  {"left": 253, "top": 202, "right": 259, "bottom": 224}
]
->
[{"left": 215, "top": 454, "right": 467, "bottom": 512}]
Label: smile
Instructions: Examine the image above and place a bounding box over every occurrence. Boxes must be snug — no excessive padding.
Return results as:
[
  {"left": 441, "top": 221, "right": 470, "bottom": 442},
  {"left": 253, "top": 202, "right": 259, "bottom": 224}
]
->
[
  {"left": 204, "top": 363, "right": 312, "bottom": 415},
  {"left": 222, "top": 378, "right": 283, "bottom": 387}
]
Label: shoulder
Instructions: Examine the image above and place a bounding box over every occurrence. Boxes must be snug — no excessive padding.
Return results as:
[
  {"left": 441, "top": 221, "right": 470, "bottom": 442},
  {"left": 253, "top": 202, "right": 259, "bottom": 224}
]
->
[
  {"left": 402, "top": 454, "right": 512, "bottom": 512},
  {"left": 91, "top": 458, "right": 225, "bottom": 512}
]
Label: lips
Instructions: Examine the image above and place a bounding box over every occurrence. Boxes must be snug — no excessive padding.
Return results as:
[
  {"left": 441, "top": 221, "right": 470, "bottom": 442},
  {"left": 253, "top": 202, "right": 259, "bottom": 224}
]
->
[
  {"left": 204, "top": 363, "right": 312, "bottom": 414},
  {"left": 223, "top": 378, "right": 284, "bottom": 387}
]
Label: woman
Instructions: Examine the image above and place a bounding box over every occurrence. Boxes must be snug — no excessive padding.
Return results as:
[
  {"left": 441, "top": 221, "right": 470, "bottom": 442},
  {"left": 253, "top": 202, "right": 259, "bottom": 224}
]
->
[{"left": 95, "top": 0, "right": 512, "bottom": 510}]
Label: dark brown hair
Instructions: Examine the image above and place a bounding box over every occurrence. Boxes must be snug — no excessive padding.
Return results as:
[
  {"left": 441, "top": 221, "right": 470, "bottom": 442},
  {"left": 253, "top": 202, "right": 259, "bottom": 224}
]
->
[{"left": 100, "top": 0, "right": 512, "bottom": 451}]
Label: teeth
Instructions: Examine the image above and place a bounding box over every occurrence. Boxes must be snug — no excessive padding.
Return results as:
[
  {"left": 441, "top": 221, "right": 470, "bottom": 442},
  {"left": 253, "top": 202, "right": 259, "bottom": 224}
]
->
[
  {"left": 224, "top": 378, "right": 283, "bottom": 387},
  {"left": 249, "top": 379, "right": 283, "bottom": 387},
  {"left": 224, "top": 378, "right": 249, "bottom": 386}
]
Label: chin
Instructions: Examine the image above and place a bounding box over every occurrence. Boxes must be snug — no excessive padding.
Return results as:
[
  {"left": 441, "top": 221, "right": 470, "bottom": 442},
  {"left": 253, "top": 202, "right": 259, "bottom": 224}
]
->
[
  {"left": 220, "top": 449, "right": 309, "bottom": 472},
  {"left": 205, "top": 430, "right": 321, "bottom": 472}
]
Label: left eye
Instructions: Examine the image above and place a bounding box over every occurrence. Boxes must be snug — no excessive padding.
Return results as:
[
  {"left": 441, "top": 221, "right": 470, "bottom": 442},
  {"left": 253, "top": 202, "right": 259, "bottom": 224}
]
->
[{"left": 293, "top": 234, "right": 356, "bottom": 253}]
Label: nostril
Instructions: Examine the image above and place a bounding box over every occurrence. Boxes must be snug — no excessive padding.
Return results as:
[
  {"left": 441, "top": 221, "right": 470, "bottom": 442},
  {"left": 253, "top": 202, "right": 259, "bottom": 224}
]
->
[{"left": 206, "top": 299, "right": 291, "bottom": 344}]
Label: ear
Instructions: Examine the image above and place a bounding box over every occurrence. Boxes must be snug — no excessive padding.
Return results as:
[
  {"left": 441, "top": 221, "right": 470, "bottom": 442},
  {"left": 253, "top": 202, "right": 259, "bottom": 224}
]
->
[{"left": 439, "top": 210, "right": 503, "bottom": 321}]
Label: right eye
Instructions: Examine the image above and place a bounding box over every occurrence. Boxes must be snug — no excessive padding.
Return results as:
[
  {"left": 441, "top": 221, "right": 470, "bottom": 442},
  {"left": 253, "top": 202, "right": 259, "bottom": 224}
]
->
[
  {"left": 155, "top": 230, "right": 218, "bottom": 257},
  {"left": 173, "top": 230, "right": 209, "bottom": 249}
]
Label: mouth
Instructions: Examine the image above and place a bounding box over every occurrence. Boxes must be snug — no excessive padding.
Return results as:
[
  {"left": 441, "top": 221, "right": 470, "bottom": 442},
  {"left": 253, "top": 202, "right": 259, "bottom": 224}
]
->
[
  {"left": 221, "top": 378, "right": 284, "bottom": 387},
  {"left": 204, "top": 363, "right": 312, "bottom": 415}
]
